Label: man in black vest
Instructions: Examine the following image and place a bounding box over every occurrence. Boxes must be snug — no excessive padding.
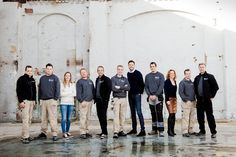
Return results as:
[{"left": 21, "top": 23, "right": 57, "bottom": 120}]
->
[
  {"left": 194, "top": 63, "right": 219, "bottom": 138},
  {"left": 95, "top": 66, "right": 112, "bottom": 139}
]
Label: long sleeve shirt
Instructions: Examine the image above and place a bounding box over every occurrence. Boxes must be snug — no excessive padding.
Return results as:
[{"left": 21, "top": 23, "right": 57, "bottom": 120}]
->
[
  {"left": 145, "top": 72, "right": 164, "bottom": 97},
  {"left": 111, "top": 75, "right": 130, "bottom": 98},
  {"left": 60, "top": 83, "right": 76, "bottom": 105},
  {"left": 179, "top": 78, "right": 195, "bottom": 102},
  {"left": 164, "top": 79, "right": 177, "bottom": 101},
  {"left": 76, "top": 78, "right": 94, "bottom": 103},
  {"left": 38, "top": 74, "right": 60, "bottom": 100}
]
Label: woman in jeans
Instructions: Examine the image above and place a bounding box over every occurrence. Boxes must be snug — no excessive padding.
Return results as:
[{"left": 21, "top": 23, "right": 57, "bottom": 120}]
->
[
  {"left": 164, "top": 69, "right": 177, "bottom": 137},
  {"left": 60, "top": 72, "right": 76, "bottom": 138}
]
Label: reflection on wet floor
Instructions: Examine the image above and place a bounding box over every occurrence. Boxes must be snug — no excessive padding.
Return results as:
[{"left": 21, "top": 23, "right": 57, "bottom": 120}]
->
[{"left": 1, "top": 134, "right": 236, "bottom": 157}]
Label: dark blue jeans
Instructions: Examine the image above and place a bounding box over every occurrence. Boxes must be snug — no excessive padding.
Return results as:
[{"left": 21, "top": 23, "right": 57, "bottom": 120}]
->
[
  {"left": 128, "top": 94, "right": 145, "bottom": 131},
  {"left": 60, "top": 105, "right": 74, "bottom": 133}
]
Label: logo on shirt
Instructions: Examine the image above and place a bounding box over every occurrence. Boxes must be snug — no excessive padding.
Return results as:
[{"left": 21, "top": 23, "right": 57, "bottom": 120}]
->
[
  {"left": 120, "top": 79, "right": 125, "bottom": 83},
  {"left": 155, "top": 76, "right": 160, "bottom": 80},
  {"left": 48, "top": 79, "right": 54, "bottom": 82},
  {"left": 204, "top": 78, "right": 208, "bottom": 80}
]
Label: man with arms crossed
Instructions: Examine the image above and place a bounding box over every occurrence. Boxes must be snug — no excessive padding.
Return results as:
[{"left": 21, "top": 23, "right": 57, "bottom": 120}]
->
[{"left": 111, "top": 65, "right": 130, "bottom": 138}]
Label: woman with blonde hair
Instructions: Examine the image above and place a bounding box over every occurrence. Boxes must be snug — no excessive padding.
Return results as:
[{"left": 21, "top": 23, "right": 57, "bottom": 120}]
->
[
  {"left": 60, "top": 72, "right": 76, "bottom": 138},
  {"left": 164, "top": 69, "right": 177, "bottom": 137}
]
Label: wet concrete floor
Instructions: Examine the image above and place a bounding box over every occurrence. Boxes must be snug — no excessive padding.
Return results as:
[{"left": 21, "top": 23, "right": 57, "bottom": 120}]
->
[
  {"left": 1, "top": 121, "right": 236, "bottom": 157},
  {"left": 0, "top": 132, "right": 236, "bottom": 157}
]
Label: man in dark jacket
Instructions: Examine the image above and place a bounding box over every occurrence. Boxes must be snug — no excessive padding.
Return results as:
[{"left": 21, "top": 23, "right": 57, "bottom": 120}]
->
[
  {"left": 95, "top": 66, "right": 112, "bottom": 139},
  {"left": 194, "top": 63, "right": 219, "bottom": 138},
  {"left": 16, "top": 65, "right": 36, "bottom": 144}
]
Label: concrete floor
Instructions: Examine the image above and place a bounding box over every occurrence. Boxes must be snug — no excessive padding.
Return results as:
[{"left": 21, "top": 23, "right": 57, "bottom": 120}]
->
[{"left": 0, "top": 120, "right": 236, "bottom": 157}]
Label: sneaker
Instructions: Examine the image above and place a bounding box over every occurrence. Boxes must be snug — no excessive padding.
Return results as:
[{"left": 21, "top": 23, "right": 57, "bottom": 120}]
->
[
  {"left": 118, "top": 131, "right": 127, "bottom": 136},
  {"left": 211, "top": 133, "right": 216, "bottom": 138},
  {"left": 36, "top": 132, "right": 47, "bottom": 139},
  {"left": 66, "top": 132, "right": 71, "bottom": 136},
  {"left": 137, "top": 130, "right": 146, "bottom": 137},
  {"left": 159, "top": 131, "right": 164, "bottom": 137},
  {"left": 182, "top": 133, "right": 190, "bottom": 137},
  {"left": 80, "top": 134, "right": 87, "bottom": 139},
  {"left": 100, "top": 134, "right": 107, "bottom": 139},
  {"left": 196, "top": 131, "right": 206, "bottom": 136},
  {"left": 113, "top": 132, "right": 118, "bottom": 138},
  {"left": 148, "top": 130, "right": 158, "bottom": 135},
  {"left": 127, "top": 130, "right": 137, "bottom": 135},
  {"left": 63, "top": 133, "right": 68, "bottom": 138},
  {"left": 86, "top": 133, "right": 92, "bottom": 138},
  {"left": 21, "top": 138, "right": 30, "bottom": 144},
  {"left": 52, "top": 136, "right": 58, "bottom": 141}
]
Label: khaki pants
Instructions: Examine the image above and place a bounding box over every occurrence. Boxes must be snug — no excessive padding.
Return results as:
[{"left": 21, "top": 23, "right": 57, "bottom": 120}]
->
[
  {"left": 21, "top": 100, "right": 34, "bottom": 138},
  {"left": 181, "top": 101, "right": 196, "bottom": 134},
  {"left": 40, "top": 99, "right": 58, "bottom": 136},
  {"left": 79, "top": 101, "right": 92, "bottom": 135},
  {"left": 113, "top": 98, "right": 127, "bottom": 133}
]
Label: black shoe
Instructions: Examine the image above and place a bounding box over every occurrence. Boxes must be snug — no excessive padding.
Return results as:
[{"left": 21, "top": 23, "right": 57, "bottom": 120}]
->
[
  {"left": 189, "top": 132, "right": 197, "bottom": 136},
  {"left": 127, "top": 130, "right": 137, "bottom": 135},
  {"left": 86, "top": 133, "right": 92, "bottom": 138},
  {"left": 52, "top": 136, "right": 58, "bottom": 141},
  {"left": 196, "top": 132, "right": 206, "bottom": 136},
  {"left": 182, "top": 133, "right": 190, "bottom": 137},
  {"left": 21, "top": 138, "right": 30, "bottom": 144},
  {"left": 80, "top": 134, "right": 87, "bottom": 139},
  {"left": 36, "top": 133, "right": 47, "bottom": 139},
  {"left": 167, "top": 130, "right": 175, "bottom": 137},
  {"left": 137, "top": 130, "right": 146, "bottom": 137},
  {"left": 113, "top": 132, "right": 118, "bottom": 138},
  {"left": 211, "top": 133, "right": 216, "bottom": 138},
  {"left": 118, "top": 131, "right": 127, "bottom": 136}
]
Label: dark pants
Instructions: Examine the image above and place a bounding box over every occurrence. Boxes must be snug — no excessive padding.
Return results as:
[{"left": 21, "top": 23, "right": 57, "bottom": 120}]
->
[
  {"left": 96, "top": 98, "right": 109, "bottom": 135},
  {"left": 196, "top": 97, "right": 217, "bottom": 134},
  {"left": 128, "top": 94, "right": 145, "bottom": 131},
  {"left": 149, "top": 102, "right": 164, "bottom": 131}
]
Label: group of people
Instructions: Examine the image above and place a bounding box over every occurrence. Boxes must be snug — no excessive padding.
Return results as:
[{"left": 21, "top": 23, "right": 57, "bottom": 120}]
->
[{"left": 16, "top": 61, "right": 219, "bottom": 144}]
